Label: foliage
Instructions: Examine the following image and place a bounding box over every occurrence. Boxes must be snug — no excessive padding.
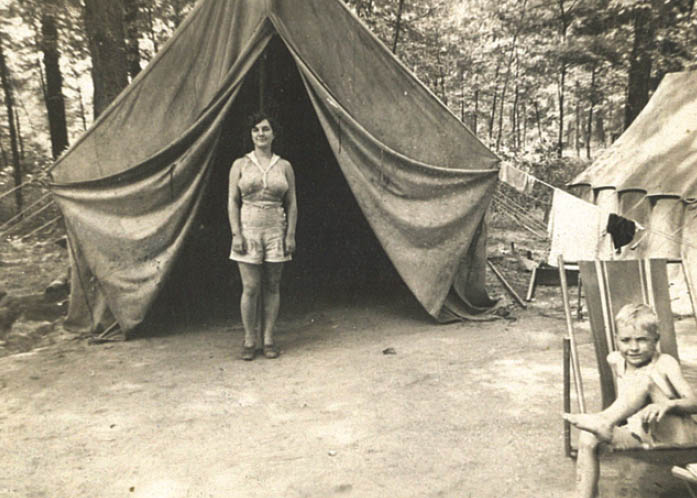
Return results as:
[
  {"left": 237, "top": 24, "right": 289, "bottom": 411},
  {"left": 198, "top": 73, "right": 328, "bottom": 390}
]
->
[{"left": 0, "top": 0, "right": 696, "bottom": 192}]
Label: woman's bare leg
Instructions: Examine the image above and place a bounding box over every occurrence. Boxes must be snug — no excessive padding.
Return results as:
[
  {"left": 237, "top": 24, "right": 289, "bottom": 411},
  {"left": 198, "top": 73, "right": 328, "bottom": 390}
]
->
[
  {"left": 238, "top": 262, "right": 263, "bottom": 348},
  {"left": 261, "top": 262, "right": 284, "bottom": 346}
]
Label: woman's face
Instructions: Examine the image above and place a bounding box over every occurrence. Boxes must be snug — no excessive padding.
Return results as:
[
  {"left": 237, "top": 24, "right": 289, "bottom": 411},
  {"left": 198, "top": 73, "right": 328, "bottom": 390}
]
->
[{"left": 251, "top": 119, "right": 274, "bottom": 149}]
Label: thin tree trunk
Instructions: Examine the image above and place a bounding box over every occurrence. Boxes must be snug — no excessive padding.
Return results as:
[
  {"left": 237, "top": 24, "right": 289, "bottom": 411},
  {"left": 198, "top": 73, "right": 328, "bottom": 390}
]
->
[
  {"left": 124, "top": 0, "right": 142, "bottom": 80},
  {"left": 488, "top": 63, "right": 501, "bottom": 140},
  {"left": 391, "top": 0, "right": 405, "bottom": 54},
  {"left": 511, "top": 84, "right": 519, "bottom": 151},
  {"left": 534, "top": 99, "right": 543, "bottom": 143},
  {"left": 145, "top": 3, "right": 159, "bottom": 54},
  {"left": 42, "top": 0, "right": 70, "bottom": 159},
  {"left": 496, "top": 49, "right": 514, "bottom": 150},
  {"left": 37, "top": 60, "right": 46, "bottom": 102},
  {"left": 0, "top": 38, "right": 23, "bottom": 214},
  {"left": 473, "top": 88, "right": 479, "bottom": 134},
  {"left": 557, "top": 65, "right": 566, "bottom": 157},
  {"left": 586, "top": 65, "right": 597, "bottom": 160},
  {"left": 575, "top": 84, "right": 581, "bottom": 157},
  {"left": 522, "top": 100, "right": 527, "bottom": 150},
  {"left": 0, "top": 141, "right": 7, "bottom": 170},
  {"left": 83, "top": 0, "right": 129, "bottom": 118},
  {"left": 15, "top": 112, "right": 24, "bottom": 161},
  {"left": 624, "top": 6, "right": 655, "bottom": 129}
]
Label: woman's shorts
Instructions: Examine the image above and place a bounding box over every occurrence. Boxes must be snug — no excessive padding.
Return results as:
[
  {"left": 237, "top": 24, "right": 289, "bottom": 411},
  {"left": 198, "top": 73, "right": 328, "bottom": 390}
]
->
[{"left": 230, "top": 204, "right": 292, "bottom": 265}]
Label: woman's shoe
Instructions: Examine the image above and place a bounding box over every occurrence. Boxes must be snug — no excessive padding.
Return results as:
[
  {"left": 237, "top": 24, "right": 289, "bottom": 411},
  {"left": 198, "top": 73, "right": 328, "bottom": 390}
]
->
[
  {"left": 263, "top": 344, "right": 280, "bottom": 359},
  {"left": 241, "top": 345, "right": 256, "bottom": 361}
]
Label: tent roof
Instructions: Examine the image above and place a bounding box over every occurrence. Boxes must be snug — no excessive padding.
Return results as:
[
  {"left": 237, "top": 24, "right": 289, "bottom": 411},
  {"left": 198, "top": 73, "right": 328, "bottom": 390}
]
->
[
  {"left": 51, "top": 0, "right": 497, "bottom": 184},
  {"left": 570, "top": 70, "right": 697, "bottom": 200}
]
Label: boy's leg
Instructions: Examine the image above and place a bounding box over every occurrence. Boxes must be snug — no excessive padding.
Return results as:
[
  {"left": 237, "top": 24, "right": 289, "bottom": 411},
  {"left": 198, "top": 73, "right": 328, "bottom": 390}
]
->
[
  {"left": 576, "top": 430, "right": 601, "bottom": 498},
  {"left": 564, "top": 376, "right": 652, "bottom": 441}
]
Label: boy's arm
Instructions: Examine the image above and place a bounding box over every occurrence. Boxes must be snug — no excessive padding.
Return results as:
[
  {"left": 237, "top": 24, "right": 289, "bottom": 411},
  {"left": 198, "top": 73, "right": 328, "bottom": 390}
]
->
[{"left": 646, "top": 355, "right": 697, "bottom": 423}]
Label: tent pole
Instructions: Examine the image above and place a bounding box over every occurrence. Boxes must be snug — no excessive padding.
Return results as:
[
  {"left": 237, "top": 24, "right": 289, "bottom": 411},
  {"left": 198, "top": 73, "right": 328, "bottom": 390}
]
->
[{"left": 259, "top": 51, "right": 268, "bottom": 112}]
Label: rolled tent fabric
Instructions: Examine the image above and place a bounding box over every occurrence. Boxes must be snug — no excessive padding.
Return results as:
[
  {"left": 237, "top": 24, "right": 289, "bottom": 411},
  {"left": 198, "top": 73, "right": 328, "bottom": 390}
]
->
[{"left": 48, "top": 0, "right": 501, "bottom": 334}]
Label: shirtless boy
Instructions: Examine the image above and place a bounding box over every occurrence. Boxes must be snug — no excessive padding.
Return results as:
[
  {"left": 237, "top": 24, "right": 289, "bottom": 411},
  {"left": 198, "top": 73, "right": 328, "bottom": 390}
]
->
[{"left": 563, "top": 303, "right": 697, "bottom": 498}]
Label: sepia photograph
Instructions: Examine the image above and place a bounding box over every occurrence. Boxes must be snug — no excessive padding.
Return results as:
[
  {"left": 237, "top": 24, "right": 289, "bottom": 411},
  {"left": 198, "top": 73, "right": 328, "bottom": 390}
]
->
[{"left": 1, "top": 0, "right": 697, "bottom": 496}]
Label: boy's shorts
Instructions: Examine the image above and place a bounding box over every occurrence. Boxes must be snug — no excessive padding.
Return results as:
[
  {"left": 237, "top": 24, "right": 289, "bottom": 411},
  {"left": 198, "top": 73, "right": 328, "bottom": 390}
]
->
[{"left": 230, "top": 203, "right": 292, "bottom": 265}]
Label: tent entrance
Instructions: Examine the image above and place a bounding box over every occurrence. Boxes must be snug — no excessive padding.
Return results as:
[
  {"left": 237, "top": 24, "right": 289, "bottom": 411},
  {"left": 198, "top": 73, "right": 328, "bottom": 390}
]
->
[{"left": 144, "top": 35, "right": 407, "bottom": 329}]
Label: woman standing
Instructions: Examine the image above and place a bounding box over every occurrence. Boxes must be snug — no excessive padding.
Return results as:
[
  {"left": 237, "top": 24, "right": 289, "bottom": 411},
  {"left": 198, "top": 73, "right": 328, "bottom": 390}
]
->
[{"left": 228, "top": 112, "right": 297, "bottom": 360}]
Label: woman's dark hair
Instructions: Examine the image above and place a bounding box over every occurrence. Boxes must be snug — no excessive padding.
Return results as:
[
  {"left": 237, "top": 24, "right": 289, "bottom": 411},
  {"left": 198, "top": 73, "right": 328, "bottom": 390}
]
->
[
  {"left": 247, "top": 111, "right": 281, "bottom": 137},
  {"left": 246, "top": 110, "right": 282, "bottom": 152}
]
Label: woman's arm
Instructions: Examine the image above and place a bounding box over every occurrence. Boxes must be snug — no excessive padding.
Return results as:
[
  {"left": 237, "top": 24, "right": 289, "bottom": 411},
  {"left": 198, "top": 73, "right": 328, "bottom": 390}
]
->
[
  {"left": 228, "top": 160, "right": 245, "bottom": 253},
  {"left": 283, "top": 161, "right": 297, "bottom": 255}
]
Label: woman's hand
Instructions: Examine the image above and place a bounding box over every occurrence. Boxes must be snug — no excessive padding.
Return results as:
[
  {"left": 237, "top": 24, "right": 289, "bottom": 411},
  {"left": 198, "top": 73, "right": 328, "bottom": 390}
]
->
[
  {"left": 284, "top": 234, "right": 296, "bottom": 256},
  {"left": 232, "top": 234, "right": 247, "bottom": 254}
]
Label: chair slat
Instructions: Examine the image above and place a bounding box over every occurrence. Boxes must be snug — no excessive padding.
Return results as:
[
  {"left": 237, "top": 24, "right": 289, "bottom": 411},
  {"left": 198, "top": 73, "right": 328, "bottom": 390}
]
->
[
  {"left": 578, "top": 261, "right": 617, "bottom": 409},
  {"left": 646, "top": 259, "right": 679, "bottom": 361}
]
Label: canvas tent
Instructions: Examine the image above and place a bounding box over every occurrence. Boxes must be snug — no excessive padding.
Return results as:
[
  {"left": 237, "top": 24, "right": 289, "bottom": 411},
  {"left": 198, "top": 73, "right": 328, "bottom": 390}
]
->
[
  {"left": 569, "top": 69, "right": 697, "bottom": 314},
  {"left": 49, "top": 0, "right": 501, "bottom": 337}
]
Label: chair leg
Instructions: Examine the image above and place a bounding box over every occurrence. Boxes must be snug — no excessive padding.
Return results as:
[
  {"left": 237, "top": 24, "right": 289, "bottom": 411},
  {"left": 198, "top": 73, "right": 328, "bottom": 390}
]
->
[
  {"left": 563, "top": 337, "right": 574, "bottom": 458},
  {"left": 685, "top": 482, "right": 697, "bottom": 498}
]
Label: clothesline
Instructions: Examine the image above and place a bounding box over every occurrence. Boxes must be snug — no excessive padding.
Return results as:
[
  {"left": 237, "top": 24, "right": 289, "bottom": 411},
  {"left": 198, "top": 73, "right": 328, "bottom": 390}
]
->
[{"left": 497, "top": 163, "right": 697, "bottom": 259}]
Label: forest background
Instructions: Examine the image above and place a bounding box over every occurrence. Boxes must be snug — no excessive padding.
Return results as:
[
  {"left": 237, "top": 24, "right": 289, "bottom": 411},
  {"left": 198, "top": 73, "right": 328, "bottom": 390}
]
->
[{"left": 0, "top": 0, "right": 696, "bottom": 233}]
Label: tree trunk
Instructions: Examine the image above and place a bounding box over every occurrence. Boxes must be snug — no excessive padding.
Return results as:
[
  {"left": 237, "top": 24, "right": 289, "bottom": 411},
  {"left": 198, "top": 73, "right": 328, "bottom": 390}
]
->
[
  {"left": 624, "top": 7, "right": 655, "bottom": 129},
  {"left": 473, "top": 88, "right": 479, "bottom": 134},
  {"left": 586, "top": 65, "right": 597, "bottom": 160},
  {"left": 170, "top": 0, "right": 186, "bottom": 29},
  {"left": 0, "top": 140, "right": 7, "bottom": 169},
  {"left": 145, "top": 3, "right": 159, "bottom": 54},
  {"left": 124, "top": 0, "right": 142, "bottom": 80},
  {"left": 534, "top": 100, "right": 543, "bottom": 143},
  {"left": 496, "top": 52, "right": 514, "bottom": 151},
  {"left": 575, "top": 85, "right": 581, "bottom": 157},
  {"left": 595, "top": 111, "right": 605, "bottom": 146},
  {"left": 41, "top": 0, "right": 70, "bottom": 160},
  {"left": 488, "top": 63, "right": 501, "bottom": 141},
  {"left": 511, "top": 85, "right": 519, "bottom": 151},
  {"left": 391, "top": 0, "right": 405, "bottom": 54},
  {"left": 557, "top": 65, "right": 566, "bottom": 158},
  {"left": 15, "top": 112, "right": 24, "bottom": 161},
  {"left": 0, "top": 38, "right": 23, "bottom": 214},
  {"left": 83, "top": 0, "right": 129, "bottom": 118},
  {"left": 522, "top": 100, "right": 527, "bottom": 150}
]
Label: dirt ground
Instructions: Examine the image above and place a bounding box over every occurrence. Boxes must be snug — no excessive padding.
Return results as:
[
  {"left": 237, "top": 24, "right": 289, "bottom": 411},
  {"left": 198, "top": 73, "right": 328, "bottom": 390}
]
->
[{"left": 3, "top": 229, "right": 697, "bottom": 497}]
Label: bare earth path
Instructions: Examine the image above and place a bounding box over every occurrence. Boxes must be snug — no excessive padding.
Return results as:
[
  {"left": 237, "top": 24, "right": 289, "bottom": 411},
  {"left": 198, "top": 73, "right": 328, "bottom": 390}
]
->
[
  {"left": 2, "top": 289, "right": 697, "bottom": 497},
  {"left": 2, "top": 290, "right": 580, "bottom": 498}
]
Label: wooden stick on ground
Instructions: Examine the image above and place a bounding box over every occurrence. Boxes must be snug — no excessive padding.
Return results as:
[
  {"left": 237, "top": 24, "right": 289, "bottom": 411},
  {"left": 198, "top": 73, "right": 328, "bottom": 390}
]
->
[{"left": 487, "top": 259, "right": 527, "bottom": 309}]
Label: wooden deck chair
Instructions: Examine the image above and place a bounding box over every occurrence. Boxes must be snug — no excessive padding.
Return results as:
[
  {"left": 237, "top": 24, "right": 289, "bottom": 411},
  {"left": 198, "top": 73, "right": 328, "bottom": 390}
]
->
[{"left": 560, "top": 258, "right": 697, "bottom": 497}]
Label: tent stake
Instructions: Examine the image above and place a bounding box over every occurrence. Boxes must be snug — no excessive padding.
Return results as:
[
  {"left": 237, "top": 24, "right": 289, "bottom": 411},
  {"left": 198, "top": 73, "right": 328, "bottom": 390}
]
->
[{"left": 487, "top": 259, "right": 526, "bottom": 309}]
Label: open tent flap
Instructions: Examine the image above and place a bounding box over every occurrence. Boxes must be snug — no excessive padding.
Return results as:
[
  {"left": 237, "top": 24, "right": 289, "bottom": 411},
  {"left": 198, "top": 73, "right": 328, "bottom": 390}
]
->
[{"left": 49, "top": 0, "right": 500, "bottom": 335}]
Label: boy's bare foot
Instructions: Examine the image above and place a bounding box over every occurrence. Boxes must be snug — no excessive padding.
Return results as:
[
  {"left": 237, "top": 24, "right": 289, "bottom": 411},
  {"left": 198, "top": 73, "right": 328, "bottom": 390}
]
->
[{"left": 562, "top": 412, "right": 614, "bottom": 442}]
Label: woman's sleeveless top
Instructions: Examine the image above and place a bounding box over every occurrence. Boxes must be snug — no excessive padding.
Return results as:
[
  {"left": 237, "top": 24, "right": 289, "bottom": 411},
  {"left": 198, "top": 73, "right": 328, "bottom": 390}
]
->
[{"left": 238, "top": 153, "right": 288, "bottom": 207}]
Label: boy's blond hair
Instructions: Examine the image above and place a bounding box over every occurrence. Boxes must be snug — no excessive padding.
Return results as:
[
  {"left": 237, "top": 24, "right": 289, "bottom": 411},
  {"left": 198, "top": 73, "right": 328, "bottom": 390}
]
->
[{"left": 615, "top": 303, "right": 659, "bottom": 337}]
